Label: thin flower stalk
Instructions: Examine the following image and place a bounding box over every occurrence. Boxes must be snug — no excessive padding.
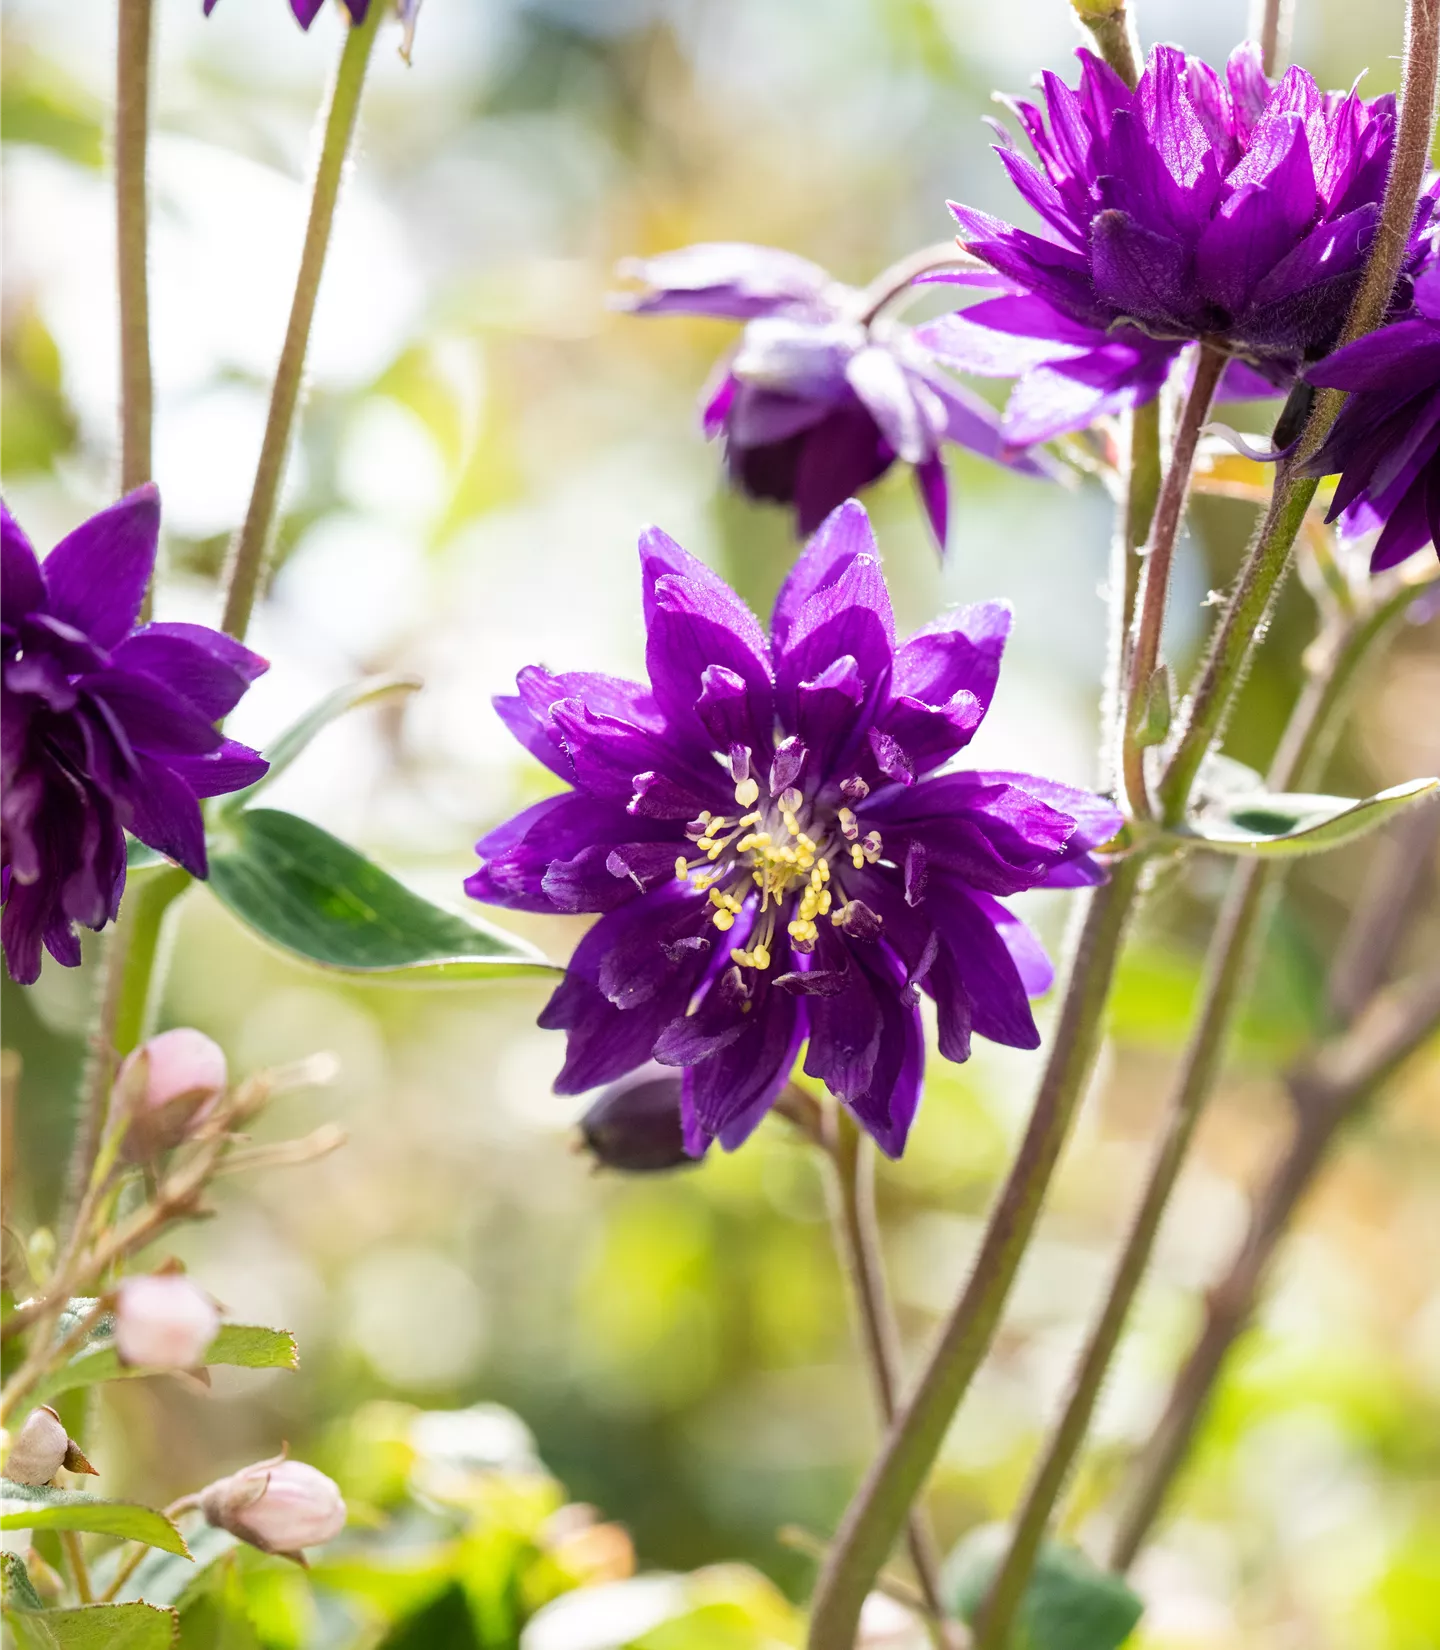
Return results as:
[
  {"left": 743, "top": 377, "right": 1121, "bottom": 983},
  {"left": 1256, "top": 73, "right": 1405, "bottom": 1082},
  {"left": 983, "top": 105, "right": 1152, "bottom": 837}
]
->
[
  {"left": 115, "top": 0, "right": 154, "bottom": 501},
  {"left": 1158, "top": 0, "right": 1440, "bottom": 825},
  {"left": 1101, "top": 401, "right": 1162, "bottom": 794},
  {"left": 220, "top": 3, "right": 382, "bottom": 642},
  {"left": 971, "top": 557, "right": 1432, "bottom": 1646},
  {"left": 1121, "top": 345, "right": 1226, "bottom": 818},
  {"left": 1254, "top": 0, "right": 1295, "bottom": 77},
  {"left": 820, "top": 1103, "right": 948, "bottom": 1627}
]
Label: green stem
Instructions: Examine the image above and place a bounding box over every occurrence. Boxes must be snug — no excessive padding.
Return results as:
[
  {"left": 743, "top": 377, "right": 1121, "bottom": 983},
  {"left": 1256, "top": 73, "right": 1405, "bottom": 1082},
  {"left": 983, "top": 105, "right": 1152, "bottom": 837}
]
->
[
  {"left": 1158, "top": 0, "right": 1440, "bottom": 827},
  {"left": 1120, "top": 344, "right": 1225, "bottom": 819},
  {"left": 1101, "top": 400, "right": 1161, "bottom": 794},
  {"left": 219, "top": 6, "right": 381, "bottom": 642},
  {"left": 116, "top": 0, "right": 154, "bottom": 502},
  {"left": 1108, "top": 960, "right": 1440, "bottom": 1571},
  {"left": 821, "top": 1108, "right": 948, "bottom": 1625},
  {"left": 1073, "top": 6, "right": 1142, "bottom": 88},
  {"left": 971, "top": 567, "right": 1419, "bottom": 1645},
  {"left": 805, "top": 856, "right": 1148, "bottom": 1650}
]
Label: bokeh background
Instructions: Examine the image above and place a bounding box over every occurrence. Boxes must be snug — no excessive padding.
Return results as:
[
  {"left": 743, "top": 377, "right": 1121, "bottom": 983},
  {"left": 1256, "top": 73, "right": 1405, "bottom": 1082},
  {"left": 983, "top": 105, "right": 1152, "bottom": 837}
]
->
[{"left": 3, "top": 0, "right": 1439, "bottom": 1644}]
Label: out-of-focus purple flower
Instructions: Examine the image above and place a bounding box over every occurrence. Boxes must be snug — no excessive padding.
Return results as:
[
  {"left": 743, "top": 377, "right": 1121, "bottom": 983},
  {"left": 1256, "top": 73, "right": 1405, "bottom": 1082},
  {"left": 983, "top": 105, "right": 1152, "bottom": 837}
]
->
[
  {"left": 578, "top": 1065, "right": 691, "bottom": 1172},
  {"left": 1, "top": 488, "right": 268, "bottom": 985},
  {"left": 466, "top": 501, "right": 1121, "bottom": 1159},
  {"left": 1306, "top": 264, "right": 1440, "bottom": 570},
  {"left": 202, "top": 0, "right": 370, "bottom": 27},
  {"left": 921, "top": 43, "right": 1431, "bottom": 445},
  {"left": 615, "top": 243, "right": 1045, "bottom": 549}
]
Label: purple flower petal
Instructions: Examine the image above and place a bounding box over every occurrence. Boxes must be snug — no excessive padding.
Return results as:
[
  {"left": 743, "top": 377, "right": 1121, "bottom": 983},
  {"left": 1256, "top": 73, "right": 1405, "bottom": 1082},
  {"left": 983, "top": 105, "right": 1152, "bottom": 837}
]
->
[
  {"left": 614, "top": 243, "right": 839, "bottom": 321},
  {"left": 41, "top": 485, "right": 159, "bottom": 652},
  {"left": 113, "top": 624, "right": 267, "bottom": 722}
]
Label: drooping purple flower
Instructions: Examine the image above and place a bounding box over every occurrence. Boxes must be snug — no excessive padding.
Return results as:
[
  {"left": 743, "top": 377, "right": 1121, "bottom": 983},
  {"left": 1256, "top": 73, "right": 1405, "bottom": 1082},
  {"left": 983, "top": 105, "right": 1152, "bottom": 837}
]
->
[
  {"left": 466, "top": 501, "right": 1121, "bottom": 1158},
  {"left": 202, "top": 0, "right": 370, "bottom": 27},
  {"left": 1305, "top": 264, "right": 1440, "bottom": 570},
  {"left": 615, "top": 244, "right": 1046, "bottom": 549},
  {"left": 2, "top": 487, "right": 268, "bottom": 985},
  {"left": 920, "top": 43, "right": 1431, "bottom": 445}
]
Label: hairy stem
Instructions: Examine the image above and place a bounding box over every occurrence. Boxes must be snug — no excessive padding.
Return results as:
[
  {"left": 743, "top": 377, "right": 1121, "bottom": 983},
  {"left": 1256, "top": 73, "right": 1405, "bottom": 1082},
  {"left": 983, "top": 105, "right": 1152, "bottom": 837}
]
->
[
  {"left": 806, "top": 855, "right": 1147, "bottom": 1650},
  {"left": 1121, "top": 345, "right": 1225, "bottom": 818},
  {"left": 116, "top": 0, "right": 154, "bottom": 503},
  {"left": 970, "top": 561, "right": 1422, "bottom": 1644},
  {"left": 859, "top": 242, "right": 995, "bottom": 326},
  {"left": 1254, "top": 0, "right": 1295, "bottom": 77},
  {"left": 1158, "top": 0, "right": 1440, "bottom": 825},
  {"left": 219, "top": 5, "right": 381, "bottom": 642},
  {"left": 821, "top": 1107, "right": 948, "bottom": 1625},
  {"left": 1074, "top": 6, "right": 1142, "bottom": 88}
]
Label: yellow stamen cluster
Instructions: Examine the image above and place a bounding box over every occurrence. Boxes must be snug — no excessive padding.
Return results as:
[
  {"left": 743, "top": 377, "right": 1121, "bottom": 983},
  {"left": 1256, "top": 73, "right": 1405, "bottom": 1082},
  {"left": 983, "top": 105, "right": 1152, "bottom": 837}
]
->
[{"left": 670, "top": 772, "right": 885, "bottom": 968}]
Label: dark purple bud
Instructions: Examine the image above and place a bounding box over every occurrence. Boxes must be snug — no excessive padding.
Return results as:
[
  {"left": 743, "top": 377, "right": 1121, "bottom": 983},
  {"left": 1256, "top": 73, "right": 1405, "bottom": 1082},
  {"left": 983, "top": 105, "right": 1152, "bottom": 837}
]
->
[{"left": 578, "top": 1067, "right": 692, "bottom": 1173}]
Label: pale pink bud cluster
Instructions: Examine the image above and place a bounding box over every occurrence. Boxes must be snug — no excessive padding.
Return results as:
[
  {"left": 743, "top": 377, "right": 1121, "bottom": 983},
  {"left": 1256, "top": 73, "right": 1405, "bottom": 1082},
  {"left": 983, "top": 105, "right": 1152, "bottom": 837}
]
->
[
  {"left": 199, "top": 1456, "right": 346, "bottom": 1560},
  {"left": 117, "top": 1028, "right": 227, "bottom": 1160},
  {"left": 114, "top": 1275, "right": 220, "bottom": 1370}
]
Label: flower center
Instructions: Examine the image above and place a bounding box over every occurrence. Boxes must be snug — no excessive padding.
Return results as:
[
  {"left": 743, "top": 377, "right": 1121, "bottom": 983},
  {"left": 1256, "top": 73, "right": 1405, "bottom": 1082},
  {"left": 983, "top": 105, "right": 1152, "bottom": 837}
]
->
[{"left": 673, "top": 774, "right": 884, "bottom": 970}]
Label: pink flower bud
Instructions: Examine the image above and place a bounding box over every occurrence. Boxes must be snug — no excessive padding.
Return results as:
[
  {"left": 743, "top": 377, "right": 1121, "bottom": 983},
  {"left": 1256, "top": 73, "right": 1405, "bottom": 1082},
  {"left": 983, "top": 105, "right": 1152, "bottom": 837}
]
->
[
  {"left": 199, "top": 1456, "right": 346, "bottom": 1560},
  {"left": 114, "top": 1275, "right": 220, "bottom": 1370},
  {"left": 5, "top": 1407, "right": 70, "bottom": 1486},
  {"left": 117, "top": 1028, "right": 227, "bottom": 1159}
]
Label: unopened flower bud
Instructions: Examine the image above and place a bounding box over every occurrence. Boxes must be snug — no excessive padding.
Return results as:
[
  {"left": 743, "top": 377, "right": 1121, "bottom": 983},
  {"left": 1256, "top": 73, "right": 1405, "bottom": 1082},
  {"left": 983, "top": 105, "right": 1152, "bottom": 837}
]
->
[
  {"left": 5, "top": 1407, "right": 71, "bottom": 1486},
  {"left": 199, "top": 1456, "right": 346, "bottom": 1561},
  {"left": 578, "top": 1066, "right": 691, "bottom": 1173},
  {"left": 116, "top": 1029, "right": 227, "bottom": 1160},
  {"left": 115, "top": 1275, "right": 220, "bottom": 1370}
]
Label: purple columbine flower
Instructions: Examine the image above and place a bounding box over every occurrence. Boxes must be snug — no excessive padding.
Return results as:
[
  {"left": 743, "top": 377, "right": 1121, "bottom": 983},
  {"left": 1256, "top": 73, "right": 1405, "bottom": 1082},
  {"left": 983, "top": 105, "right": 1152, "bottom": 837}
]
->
[
  {"left": 466, "top": 501, "right": 1121, "bottom": 1158},
  {"left": 1306, "top": 264, "right": 1440, "bottom": 569},
  {"left": 2, "top": 487, "right": 268, "bottom": 985},
  {"left": 615, "top": 243, "right": 1044, "bottom": 550},
  {"left": 919, "top": 43, "right": 1429, "bottom": 445}
]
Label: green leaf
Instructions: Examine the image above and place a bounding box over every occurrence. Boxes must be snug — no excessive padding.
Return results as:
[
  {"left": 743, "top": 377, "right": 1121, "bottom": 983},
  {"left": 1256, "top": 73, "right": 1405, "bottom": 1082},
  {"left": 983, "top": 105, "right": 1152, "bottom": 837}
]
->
[
  {"left": 125, "top": 839, "right": 167, "bottom": 874},
  {"left": 218, "top": 675, "right": 423, "bottom": 817},
  {"left": 100, "top": 1525, "right": 237, "bottom": 1609},
  {"left": 1, "top": 1552, "right": 46, "bottom": 1611},
  {"left": 1179, "top": 778, "right": 1439, "bottom": 858},
  {"left": 4, "top": 1601, "right": 178, "bottom": 1649},
  {"left": 0, "top": 1483, "right": 188, "bottom": 1557},
  {"left": 204, "top": 809, "right": 555, "bottom": 981},
  {"left": 30, "top": 1323, "right": 298, "bottom": 1407},
  {"left": 942, "top": 1529, "right": 1142, "bottom": 1650}
]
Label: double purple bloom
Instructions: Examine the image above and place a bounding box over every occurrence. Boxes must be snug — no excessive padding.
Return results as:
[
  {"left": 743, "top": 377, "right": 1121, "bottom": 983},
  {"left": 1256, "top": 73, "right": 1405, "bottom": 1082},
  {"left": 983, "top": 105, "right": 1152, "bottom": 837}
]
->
[
  {"left": 466, "top": 501, "right": 1120, "bottom": 1158},
  {"left": 2, "top": 488, "right": 268, "bottom": 985},
  {"left": 617, "top": 244, "right": 1042, "bottom": 549},
  {"left": 1307, "top": 264, "right": 1440, "bottom": 569},
  {"left": 923, "top": 43, "right": 1424, "bottom": 444}
]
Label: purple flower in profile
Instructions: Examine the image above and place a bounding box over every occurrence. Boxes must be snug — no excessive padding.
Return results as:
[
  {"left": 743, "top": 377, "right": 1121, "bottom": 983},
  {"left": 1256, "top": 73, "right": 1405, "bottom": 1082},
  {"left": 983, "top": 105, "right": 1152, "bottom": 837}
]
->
[
  {"left": 921, "top": 43, "right": 1426, "bottom": 445},
  {"left": 1306, "top": 265, "right": 1440, "bottom": 569},
  {"left": 2, "top": 488, "right": 268, "bottom": 985},
  {"left": 202, "top": 0, "right": 370, "bottom": 27},
  {"left": 616, "top": 244, "right": 1044, "bottom": 550},
  {"left": 466, "top": 501, "right": 1120, "bottom": 1158}
]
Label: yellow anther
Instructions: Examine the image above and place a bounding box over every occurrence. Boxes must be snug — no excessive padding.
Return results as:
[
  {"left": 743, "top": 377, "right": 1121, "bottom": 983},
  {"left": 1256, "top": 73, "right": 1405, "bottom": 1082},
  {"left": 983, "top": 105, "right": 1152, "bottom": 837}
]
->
[
  {"left": 779, "top": 787, "right": 803, "bottom": 814},
  {"left": 706, "top": 843, "right": 724, "bottom": 860},
  {"left": 712, "top": 909, "right": 735, "bottom": 932},
  {"left": 730, "top": 946, "right": 751, "bottom": 966},
  {"left": 675, "top": 857, "right": 690, "bottom": 882},
  {"left": 738, "top": 811, "right": 761, "bottom": 827},
  {"left": 734, "top": 776, "right": 760, "bottom": 807},
  {"left": 838, "top": 806, "right": 859, "bottom": 841},
  {"left": 851, "top": 844, "right": 866, "bottom": 870},
  {"left": 751, "top": 945, "right": 771, "bottom": 970},
  {"left": 818, "top": 889, "right": 832, "bottom": 914}
]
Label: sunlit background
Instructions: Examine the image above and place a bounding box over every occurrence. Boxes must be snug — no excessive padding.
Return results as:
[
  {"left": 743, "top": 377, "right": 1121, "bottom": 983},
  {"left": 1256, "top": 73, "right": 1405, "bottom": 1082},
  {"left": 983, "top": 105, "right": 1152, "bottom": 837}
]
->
[{"left": 4, "top": 0, "right": 1439, "bottom": 1644}]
